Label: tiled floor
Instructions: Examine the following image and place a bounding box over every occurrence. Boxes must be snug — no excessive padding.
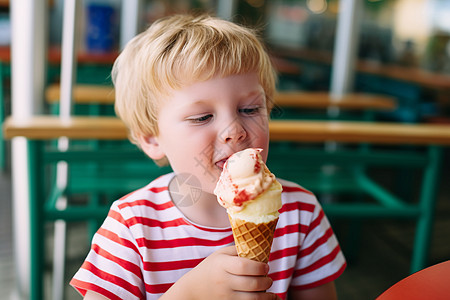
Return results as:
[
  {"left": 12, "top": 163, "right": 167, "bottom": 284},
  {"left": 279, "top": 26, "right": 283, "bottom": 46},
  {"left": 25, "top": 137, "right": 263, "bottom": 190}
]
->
[{"left": 1, "top": 152, "right": 449, "bottom": 300}]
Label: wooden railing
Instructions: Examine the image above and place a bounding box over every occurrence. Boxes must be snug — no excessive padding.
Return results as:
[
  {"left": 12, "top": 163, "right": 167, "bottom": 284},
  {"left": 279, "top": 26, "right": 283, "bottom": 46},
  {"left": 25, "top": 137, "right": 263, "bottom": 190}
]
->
[
  {"left": 4, "top": 116, "right": 449, "bottom": 145},
  {"left": 45, "top": 83, "right": 397, "bottom": 111}
]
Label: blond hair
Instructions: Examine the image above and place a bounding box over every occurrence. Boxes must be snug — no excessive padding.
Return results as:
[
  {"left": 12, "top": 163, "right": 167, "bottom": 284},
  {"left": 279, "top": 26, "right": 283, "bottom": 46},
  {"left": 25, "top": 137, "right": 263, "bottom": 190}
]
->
[{"left": 112, "top": 14, "right": 277, "bottom": 145}]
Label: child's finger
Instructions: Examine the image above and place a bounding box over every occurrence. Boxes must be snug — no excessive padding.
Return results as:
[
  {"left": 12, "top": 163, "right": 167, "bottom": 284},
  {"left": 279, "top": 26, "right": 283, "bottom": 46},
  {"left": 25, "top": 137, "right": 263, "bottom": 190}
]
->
[
  {"left": 268, "top": 293, "right": 282, "bottom": 300},
  {"left": 216, "top": 245, "right": 269, "bottom": 276},
  {"left": 232, "top": 291, "right": 281, "bottom": 300},
  {"left": 228, "top": 273, "right": 273, "bottom": 292},
  {"left": 227, "top": 257, "right": 269, "bottom": 277},
  {"left": 217, "top": 245, "right": 238, "bottom": 256}
]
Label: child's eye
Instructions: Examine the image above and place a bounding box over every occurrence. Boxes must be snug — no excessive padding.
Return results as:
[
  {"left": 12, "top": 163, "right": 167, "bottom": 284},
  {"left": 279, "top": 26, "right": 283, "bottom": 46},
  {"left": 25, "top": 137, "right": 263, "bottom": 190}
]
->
[
  {"left": 239, "top": 107, "right": 261, "bottom": 115},
  {"left": 188, "top": 114, "right": 213, "bottom": 124}
]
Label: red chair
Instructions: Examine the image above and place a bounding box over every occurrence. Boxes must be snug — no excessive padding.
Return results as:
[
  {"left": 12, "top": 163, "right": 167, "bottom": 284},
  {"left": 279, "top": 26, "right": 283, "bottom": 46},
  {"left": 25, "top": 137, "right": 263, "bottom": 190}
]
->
[{"left": 376, "top": 260, "right": 450, "bottom": 300}]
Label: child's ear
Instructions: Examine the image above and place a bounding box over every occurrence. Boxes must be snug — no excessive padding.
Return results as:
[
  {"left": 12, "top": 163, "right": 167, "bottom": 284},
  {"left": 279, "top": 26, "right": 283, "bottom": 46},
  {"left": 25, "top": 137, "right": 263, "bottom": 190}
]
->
[{"left": 138, "top": 135, "right": 166, "bottom": 160}]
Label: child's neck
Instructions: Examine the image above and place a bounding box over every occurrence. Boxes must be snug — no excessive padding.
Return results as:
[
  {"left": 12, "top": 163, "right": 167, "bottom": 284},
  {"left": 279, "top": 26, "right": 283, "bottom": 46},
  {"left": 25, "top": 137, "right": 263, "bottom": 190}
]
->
[{"left": 173, "top": 190, "right": 230, "bottom": 228}]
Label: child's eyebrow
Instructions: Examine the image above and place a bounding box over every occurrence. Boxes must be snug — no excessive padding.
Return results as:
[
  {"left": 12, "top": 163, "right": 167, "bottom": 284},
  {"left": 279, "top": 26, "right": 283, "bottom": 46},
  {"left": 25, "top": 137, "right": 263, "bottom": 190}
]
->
[
  {"left": 177, "top": 99, "right": 211, "bottom": 111},
  {"left": 240, "top": 90, "right": 266, "bottom": 102},
  {"left": 188, "top": 99, "right": 211, "bottom": 106}
]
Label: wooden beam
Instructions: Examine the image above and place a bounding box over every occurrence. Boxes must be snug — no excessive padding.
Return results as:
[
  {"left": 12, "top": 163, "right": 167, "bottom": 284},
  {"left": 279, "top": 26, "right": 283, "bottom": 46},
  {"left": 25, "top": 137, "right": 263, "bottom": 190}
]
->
[
  {"left": 273, "top": 91, "right": 396, "bottom": 110},
  {"left": 45, "top": 84, "right": 396, "bottom": 111},
  {"left": 4, "top": 116, "right": 450, "bottom": 145},
  {"left": 46, "top": 84, "right": 115, "bottom": 104},
  {"left": 269, "top": 120, "right": 450, "bottom": 145},
  {"left": 3, "top": 116, "right": 127, "bottom": 140}
]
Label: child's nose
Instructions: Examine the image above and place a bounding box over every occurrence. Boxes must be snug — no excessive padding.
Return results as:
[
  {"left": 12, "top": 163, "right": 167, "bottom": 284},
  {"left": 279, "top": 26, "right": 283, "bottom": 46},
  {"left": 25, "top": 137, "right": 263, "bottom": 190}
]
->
[{"left": 219, "top": 118, "right": 247, "bottom": 144}]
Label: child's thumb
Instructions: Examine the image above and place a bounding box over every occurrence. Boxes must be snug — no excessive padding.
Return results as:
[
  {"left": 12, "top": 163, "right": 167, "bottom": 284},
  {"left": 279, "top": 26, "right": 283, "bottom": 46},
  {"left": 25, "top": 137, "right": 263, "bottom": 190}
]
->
[{"left": 217, "top": 245, "right": 237, "bottom": 256}]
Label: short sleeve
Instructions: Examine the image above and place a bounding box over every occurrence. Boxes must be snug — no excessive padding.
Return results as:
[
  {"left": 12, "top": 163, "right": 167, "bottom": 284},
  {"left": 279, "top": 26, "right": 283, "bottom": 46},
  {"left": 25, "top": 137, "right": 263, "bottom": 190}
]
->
[
  {"left": 290, "top": 202, "right": 346, "bottom": 290},
  {"left": 70, "top": 201, "right": 146, "bottom": 300}
]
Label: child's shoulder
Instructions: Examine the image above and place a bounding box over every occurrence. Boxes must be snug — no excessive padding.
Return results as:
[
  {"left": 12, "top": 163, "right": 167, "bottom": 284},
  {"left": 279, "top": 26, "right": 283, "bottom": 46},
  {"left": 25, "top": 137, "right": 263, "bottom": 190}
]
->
[
  {"left": 113, "top": 172, "right": 174, "bottom": 210},
  {"left": 277, "top": 178, "right": 324, "bottom": 227},
  {"left": 277, "top": 177, "right": 322, "bottom": 211},
  {"left": 278, "top": 178, "right": 315, "bottom": 199}
]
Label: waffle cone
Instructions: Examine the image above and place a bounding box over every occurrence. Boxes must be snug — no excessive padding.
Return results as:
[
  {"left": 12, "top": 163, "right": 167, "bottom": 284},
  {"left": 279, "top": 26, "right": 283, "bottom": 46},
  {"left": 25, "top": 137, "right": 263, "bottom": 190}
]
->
[{"left": 228, "top": 215, "right": 278, "bottom": 263}]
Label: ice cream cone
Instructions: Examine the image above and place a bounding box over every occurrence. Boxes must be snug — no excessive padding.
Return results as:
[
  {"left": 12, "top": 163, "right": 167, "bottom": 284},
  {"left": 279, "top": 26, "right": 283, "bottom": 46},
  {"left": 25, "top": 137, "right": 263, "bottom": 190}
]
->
[
  {"left": 228, "top": 215, "right": 278, "bottom": 263},
  {"left": 214, "top": 148, "right": 282, "bottom": 263}
]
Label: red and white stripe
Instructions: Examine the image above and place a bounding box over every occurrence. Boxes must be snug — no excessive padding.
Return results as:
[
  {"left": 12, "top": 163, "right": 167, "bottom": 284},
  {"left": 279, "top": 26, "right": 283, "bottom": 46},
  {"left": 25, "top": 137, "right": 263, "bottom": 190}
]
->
[{"left": 71, "top": 174, "right": 346, "bottom": 299}]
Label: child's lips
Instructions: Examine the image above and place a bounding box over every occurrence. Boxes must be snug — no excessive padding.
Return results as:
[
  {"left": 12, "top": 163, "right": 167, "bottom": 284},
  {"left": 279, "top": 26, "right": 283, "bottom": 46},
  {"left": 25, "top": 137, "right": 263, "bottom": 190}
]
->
[
  {"left": 215, "top": 149, "right": 246, "bottom": 170},
  {"left": 215, "top": 157, "right": 229, "bottom": 170}
]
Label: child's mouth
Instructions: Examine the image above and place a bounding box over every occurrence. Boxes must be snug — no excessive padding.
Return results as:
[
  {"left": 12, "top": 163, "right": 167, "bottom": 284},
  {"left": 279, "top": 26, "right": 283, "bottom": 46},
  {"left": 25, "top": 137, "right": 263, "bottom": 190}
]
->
[{"left": 215, "top": 158, "right": 229, "bottom": 170}]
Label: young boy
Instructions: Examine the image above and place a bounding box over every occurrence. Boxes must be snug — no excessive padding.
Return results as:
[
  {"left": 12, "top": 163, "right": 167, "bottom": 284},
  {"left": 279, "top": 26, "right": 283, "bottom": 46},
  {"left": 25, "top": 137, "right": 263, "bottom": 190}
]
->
[{"left": 71, "top": 14, "right": 346, "bottom": 300}]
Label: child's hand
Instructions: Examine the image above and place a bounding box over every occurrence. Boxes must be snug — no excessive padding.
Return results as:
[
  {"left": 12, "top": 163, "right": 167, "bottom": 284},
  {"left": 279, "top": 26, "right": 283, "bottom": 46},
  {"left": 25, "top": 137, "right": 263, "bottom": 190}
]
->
[{"left": 163, "top": 245, "right": 280, "bottom": 300}]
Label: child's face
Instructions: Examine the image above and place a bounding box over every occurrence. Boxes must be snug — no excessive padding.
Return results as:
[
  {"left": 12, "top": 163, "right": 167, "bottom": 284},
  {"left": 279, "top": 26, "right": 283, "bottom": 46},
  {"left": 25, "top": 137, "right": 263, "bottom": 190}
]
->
[{"left": 148, "top": 72, "right": 270, "bottom": 195}]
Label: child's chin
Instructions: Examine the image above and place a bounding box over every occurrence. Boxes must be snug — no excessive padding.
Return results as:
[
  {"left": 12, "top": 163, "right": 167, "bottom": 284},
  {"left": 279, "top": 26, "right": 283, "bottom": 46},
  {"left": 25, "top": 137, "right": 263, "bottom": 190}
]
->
[{"left": 203, "top": 176, "right": 221, "bottom": 193}]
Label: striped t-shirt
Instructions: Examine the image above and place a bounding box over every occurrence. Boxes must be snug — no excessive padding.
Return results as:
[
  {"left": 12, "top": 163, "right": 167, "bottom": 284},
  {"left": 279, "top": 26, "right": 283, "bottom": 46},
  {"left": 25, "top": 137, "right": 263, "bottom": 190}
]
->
[{"left": 71, "top": 173, "right": 346, "bottom": 299}]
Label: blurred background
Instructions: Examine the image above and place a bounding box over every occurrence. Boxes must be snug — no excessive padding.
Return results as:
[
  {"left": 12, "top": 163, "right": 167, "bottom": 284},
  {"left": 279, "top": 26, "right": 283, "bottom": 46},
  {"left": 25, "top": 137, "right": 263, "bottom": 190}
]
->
[
  {"left": 5, "top": 0, "right": 448, "bottom": 120},
  {"left": 1, "top": 0, "right": 449, "bottom": 299}
]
